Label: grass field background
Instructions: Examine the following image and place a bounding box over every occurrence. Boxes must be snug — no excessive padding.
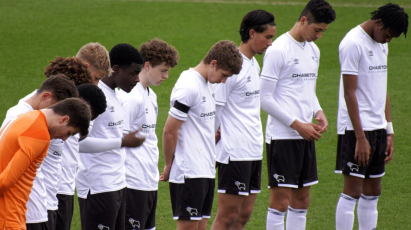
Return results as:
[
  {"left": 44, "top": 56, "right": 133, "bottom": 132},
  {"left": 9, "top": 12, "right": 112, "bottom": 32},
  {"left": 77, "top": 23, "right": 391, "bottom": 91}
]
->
[{"left": 0, "top": 0, "right": 410, "bottom": 229}]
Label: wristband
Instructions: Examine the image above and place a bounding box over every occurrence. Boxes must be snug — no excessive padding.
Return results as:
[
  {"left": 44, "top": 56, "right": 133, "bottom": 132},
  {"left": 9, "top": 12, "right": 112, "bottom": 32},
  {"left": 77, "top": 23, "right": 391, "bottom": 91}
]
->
[{"left": 386, "top": 122, "right": 394, "bottom": 135}]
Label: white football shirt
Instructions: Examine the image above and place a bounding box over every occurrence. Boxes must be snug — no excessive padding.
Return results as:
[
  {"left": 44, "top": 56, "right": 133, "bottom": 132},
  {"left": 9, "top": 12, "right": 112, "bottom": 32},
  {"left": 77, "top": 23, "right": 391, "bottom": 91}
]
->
[
  {"left": 168, "top": 69, "right": 216, "bottom": 183},
  {"left": 261, "top": 32, "right": 321, "bottom": 140},
  {"left": 119, "top": 83, "right": 159, "bottom": 191},
  {"left": 337, "top": 25, "right": 388, "bottom": 134},
  {"left": 76, "top": 81, "right": 127, "bottom": 198},
  {"left": 58, "top": 134, "right": 80, "bottom": 195},
  {"left": 210, "top": 53, "right": 263, "bottom": 163}
]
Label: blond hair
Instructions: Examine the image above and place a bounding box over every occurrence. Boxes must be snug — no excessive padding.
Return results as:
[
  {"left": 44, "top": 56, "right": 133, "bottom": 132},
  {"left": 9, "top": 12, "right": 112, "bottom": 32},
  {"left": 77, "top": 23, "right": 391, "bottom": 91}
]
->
[{"left": 76, "top": 42, "right": 111, "bottom": 77}]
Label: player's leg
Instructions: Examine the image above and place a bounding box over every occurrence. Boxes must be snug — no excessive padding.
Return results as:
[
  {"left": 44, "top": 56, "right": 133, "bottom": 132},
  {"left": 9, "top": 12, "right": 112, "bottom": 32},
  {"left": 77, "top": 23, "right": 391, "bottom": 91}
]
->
[
  {"left": 55, "top": 194, "right": 74, "bottom": 230},
  {"left": 232, "top": 160, "right": 262, "bottom": 229},
  {"left": 177, "top": 219, "right": 201, "bottom": 230},
  {"left": 357, "top": 129, "right": 386, "bottom": 230},
  {"left": 46, "top": 210, "right": 57, "bottom": 230},
  {"left": 211, "top": 193, "right": 244, "bottom": 229},
  {"left": 286, "top": 187, "right": 311, "bottom": 230},
  {"left": 115, "top": 188, "right": 127, "bottom": 230},
  {"left": 125, "top": 188, "right": 150, "bottom": 229},
  {"left": 285, "top": 140, "right": 317, "bottom": 230},
  {"left": 267, "top": 140, "right": 302, "bottom": 230},
  {"left": 336, "top": 130, "right": 367, "bottom": 230}
]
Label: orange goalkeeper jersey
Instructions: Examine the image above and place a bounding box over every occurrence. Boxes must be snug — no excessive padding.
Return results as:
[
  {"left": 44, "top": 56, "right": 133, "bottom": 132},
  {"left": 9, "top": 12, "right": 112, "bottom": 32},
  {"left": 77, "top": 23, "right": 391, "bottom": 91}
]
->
[{"left": 0, "top": 110, "right": 50, "bottom": 230}]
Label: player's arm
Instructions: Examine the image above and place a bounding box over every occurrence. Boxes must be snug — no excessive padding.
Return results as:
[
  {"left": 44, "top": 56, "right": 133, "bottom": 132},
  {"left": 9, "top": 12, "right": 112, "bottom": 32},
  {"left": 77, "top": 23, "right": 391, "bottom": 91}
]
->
[
  {"left": 313, "top": 96, "right": 328, "bottom": 133},
  {"left": 214, "top": 104, "right": 223, "bottom": 144},
  {"left": 343, "top": 74, "right": 370, "bottom": 167},
  {"left": 160, "top": 115, "right": 183, "bottom": 182},
  {"left": 260, "top": 79, "right": 321, "bottom": 141},
  {"left": 0, "top": 149, "right": 31, "bottom": 195},
  {"left": 79, "top": 134, "right": 145, "bottom": 153},
  {"left": 384, "top": 93, "right": 394, "bottom": 164}
]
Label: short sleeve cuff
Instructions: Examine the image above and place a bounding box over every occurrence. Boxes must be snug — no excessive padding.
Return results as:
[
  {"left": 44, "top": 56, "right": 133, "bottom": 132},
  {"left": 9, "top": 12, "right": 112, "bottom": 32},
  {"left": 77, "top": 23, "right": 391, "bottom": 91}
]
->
[
  {"left": 261, "top": 75, "right": 278, "bottom": 82},
  {"left": 169, "top": 108, "right": 188, "bottom": 121}
]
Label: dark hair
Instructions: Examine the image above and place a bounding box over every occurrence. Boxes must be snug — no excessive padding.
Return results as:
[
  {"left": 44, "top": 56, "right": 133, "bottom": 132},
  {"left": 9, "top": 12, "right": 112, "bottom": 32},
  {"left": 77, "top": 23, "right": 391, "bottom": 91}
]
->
[
  {"left": 109, "top": 43, "right": 144, "bottom": 68},
  {"left": 77, "top": 83, "right": 106, "bottom": 118},
  {"left": 203, "top": 40, "right": 243, "bottom": 75},
  {"left": 44, "top": 56, "right": 93, "bottom": 86},
  {"left": 38, "top": 74, "right": 79, "bottom": 101},
  {"left": 371, "top": 3, "right": 409, "bottom": 38},
  {"left": 140, "top": 39, "right": 179, "bottom": 68},
  {"left": 240, "top": 10, "right": 276, "bottom": 42},
  {"left": 298, "top": 0, "right": 336, "bottom": 24},
  {"left": 50, "top": 98, "right": 91, "bottom": 137}
]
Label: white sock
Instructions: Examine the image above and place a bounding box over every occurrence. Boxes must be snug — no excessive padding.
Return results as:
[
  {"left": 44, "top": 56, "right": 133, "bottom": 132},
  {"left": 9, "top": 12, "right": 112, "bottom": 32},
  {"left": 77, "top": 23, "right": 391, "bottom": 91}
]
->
[
  {"left": 286, "top": 206, "right": 307, "bottom": 230},
  {"left": 266, "top": 208, "right": 285, "bottom": 230},
  {"left": 336, "top": 193, "right": 357, "bottom": 230},
  {"left": 357, "top": 194, "right": 378, "bottom": 230}
]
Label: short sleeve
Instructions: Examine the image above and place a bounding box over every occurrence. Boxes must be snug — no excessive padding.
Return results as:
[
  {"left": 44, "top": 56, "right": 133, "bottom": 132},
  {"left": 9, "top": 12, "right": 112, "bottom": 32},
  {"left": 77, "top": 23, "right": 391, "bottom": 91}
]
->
[
  {"left": 261, "top": 47, "right": 285, "bottom": 82},
  {"left": 339, "top": 40, "right": 362, "bottom": 76},
  {"left": 123, "top": 96, "right": 145, "bottom": 133},
  {"left": 211, "top": 74, "right": 238, "bottom": 106},
  {"left": 169, "top": 85, "right": 198, "bottom": 121}
]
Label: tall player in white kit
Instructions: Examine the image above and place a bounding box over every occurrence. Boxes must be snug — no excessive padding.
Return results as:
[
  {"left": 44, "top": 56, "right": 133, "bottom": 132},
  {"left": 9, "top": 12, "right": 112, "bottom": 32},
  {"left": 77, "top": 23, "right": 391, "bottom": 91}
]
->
[
  {"left": 334, "top": 4, "right": 408, "bottom": 230},
  {"left": 119, "top": 39, "right": 179, "bottom": 230},
  {"left": 209, "top": 10, "right": 276, "bottom": 230},
  {"left": 260, "top": 1, "right": 336, "bottom": 229},
  {"left": 76, "top": 43, "right": 145, "bottom": 230},
  {"left": 160, "top": 40, "right": 243, "bottom": 230}
]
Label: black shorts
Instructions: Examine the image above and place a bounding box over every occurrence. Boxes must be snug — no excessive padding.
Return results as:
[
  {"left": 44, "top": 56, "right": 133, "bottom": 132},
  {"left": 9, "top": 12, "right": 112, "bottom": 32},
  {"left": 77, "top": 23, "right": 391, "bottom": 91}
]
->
[
  {"left": 78, "top": 188, "right": 127, "bottom": 230},
  {"left": 26, "top": 222, "right": 48, "bottom": 230},
  {"left": 125, "top": 188, "right": 157, "bottom": 230},
  {"left": 46, "top": 210, "right": 57, "bottom": 230},
  {"left": 56, "top": 194, "right": 74, "bottom": 230},
  {"left": 267, "top": 139, "right": 318, "bottom": 188},
  {"left": 216, "top": 160, "right": 262, "bottom": 195},
  {"left": 335, "top": 135, "right": 344, "bottom": 174},
  {"left": 337, "top": 129, "right": 387, "bottom": 178},
  {"left": 170, "top": 178, "right": 215, "bottom": 220}
]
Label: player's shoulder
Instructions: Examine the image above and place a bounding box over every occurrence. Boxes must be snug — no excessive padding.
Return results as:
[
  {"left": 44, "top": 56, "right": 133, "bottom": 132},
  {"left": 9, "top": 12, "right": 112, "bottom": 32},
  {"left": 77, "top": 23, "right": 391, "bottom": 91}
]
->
[{"left": 340, "top": 26, "right": 365, "bottom": 47}]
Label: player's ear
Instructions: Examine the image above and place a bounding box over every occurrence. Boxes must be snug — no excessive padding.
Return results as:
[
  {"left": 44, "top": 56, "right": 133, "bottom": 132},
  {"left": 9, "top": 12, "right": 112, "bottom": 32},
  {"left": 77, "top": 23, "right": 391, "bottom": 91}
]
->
[
  {"left": 144, "top": 61, "right": 151, "bottom": 70},
  {"left": 112, "top": 65, "right": 120, "bottom": 75},
  {"left": 210, "top": 60, "right": 218, "bottom": 68},
  {"left": 41, "top": 92, "right": 52, "bottom": 101},
  {"left": 249, "top": 28, "right": 256, "bottom": 39},
  {"left": 59, "top": 115, "right": 70, "bottom": 124}
]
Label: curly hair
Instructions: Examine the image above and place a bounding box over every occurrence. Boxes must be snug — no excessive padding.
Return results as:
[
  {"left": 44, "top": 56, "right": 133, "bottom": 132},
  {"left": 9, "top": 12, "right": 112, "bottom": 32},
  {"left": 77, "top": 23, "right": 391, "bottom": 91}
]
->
[
  {"left": 109, "top": 43, "right": 144, "bottom": 68},
  {"left": 76, "top": 42, "right": 112, "bottom": 78},
  {"left": 38, "top": 74, "right": 79, "bottom": 101},
  {"left": 298, "top": 0, "right": 336, "bottom": 24},
  {"left": 240, "top": 10, "right": 276, "bottom": 43},
  {"left": 371, "top": 3, "right": 408, "bottom": 38},
  {"left": 77, "top": 83, "right": 106, "bottom": 119},
  {"left": 44, "top": 56, "right": 93, "bottom": 86},
  {"left": 139, "top": 39, "right": 179, "bottom": 68},
  {"left": 203, "top": 40, "right": 242, "bottom": 75}
]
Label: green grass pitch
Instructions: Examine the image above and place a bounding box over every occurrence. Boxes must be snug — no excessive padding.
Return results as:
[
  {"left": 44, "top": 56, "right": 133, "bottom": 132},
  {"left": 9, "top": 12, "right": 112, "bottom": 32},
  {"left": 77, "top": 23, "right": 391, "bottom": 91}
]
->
[{"left": 0, "top": 0, "right": 410, "bottom": 229}]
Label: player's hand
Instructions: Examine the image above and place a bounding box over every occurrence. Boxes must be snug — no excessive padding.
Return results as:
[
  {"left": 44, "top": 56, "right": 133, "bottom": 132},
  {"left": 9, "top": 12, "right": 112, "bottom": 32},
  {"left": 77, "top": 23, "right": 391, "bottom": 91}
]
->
[
  {"left": 384, "top": 134, "right": 394, "bottom": 165},
  {"left": 291, "top": 120, "right": 322, "bottom": 141},
  {"left": 121, "top": 130, "right": 145, "bottom": 148},
  {"left": 354, "top": 136, "right": 371, "bottom": 167},
  {"left": 215, "top": 128, "right": 221, "bottom": 144},
  {"left": 315, "top": 110, "right": 328, "bottom": 133},
  {"left": 160, "top": 165, "right": 171, "bottom": 182}
]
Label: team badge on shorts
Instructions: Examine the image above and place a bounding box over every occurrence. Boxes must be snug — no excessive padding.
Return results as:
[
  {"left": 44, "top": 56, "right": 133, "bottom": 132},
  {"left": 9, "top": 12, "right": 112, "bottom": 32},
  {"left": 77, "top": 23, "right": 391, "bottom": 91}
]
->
[
  {"left": 234, "top": 181, "right": 246, "bottom": 190},
  {"left": 347, "top": 162, "right": 359, "bottom": 172},
  {"left": 129, "top": 218, "right": 141, "bottom": 228},
  {"left": 273, "top": 174, "right": 285, "bottom": 182},
  {"left": 186, "top": 206, "right": 198, "bottom": 216},
  {"left": 98, "top": 224, "right": 110, "bottom": 230}
]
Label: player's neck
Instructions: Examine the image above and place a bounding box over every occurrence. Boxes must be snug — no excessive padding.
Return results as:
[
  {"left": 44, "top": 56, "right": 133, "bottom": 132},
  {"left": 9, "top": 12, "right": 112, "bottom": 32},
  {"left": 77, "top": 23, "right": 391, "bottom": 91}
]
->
[
  {"left": 139, "top": 70, "right": 150, "bottom": 89},
  {"left": 193, "top": 62, "right": 209, "bottom": 82},
  {"left": 101, "top": 73, "right": 116, "bottom": 90},
  {"left": 25, "top": 93, "right": 42, "bottom": 110},
  {"left": 360, "top": 20, "right": 375, "bottom": 40},
  {"left": 289, "top": 22, "right": 306, "bottom": 42},
  {"left": 239, "top": 42, "right": 255, "bottom": 60}
]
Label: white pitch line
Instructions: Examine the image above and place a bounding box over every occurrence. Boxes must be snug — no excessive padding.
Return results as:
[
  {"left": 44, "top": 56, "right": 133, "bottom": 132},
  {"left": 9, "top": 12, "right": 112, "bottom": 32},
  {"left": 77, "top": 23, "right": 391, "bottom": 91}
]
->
[{"left": 99, "top": 0, "right": 411, "bottom": 8}]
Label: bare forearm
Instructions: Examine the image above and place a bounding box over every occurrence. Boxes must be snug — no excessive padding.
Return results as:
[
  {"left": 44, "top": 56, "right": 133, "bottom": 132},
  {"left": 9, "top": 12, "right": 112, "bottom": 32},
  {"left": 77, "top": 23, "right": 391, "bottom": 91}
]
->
[
  {"left": 163, "top": 132, "right": 177, "bottom": 168},
  {"left": 385, "top": 93, "right": 392, "bottom": 122},
  {"left": 345, "top": 92, "right": 365, "bottom": 139}
]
